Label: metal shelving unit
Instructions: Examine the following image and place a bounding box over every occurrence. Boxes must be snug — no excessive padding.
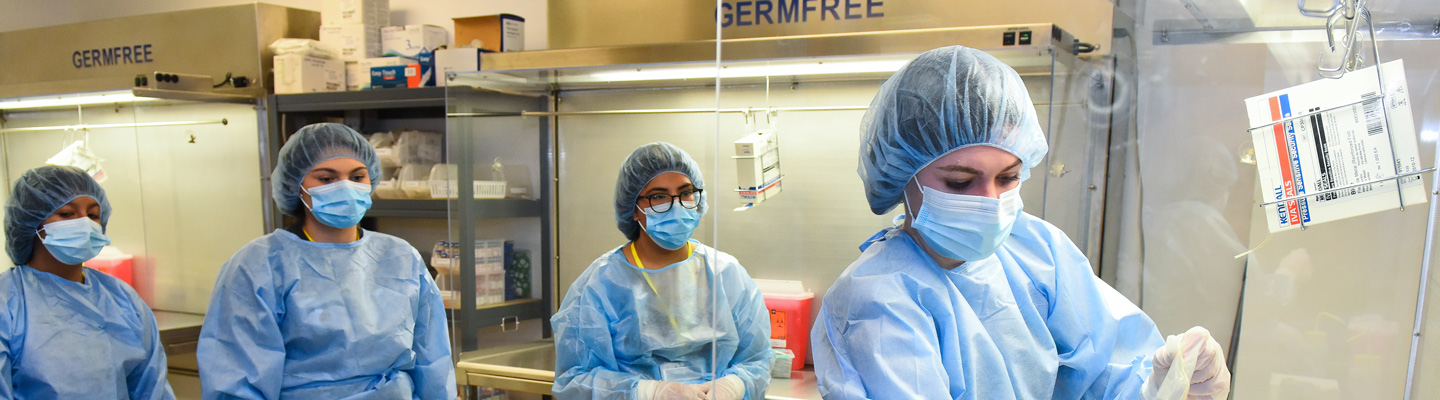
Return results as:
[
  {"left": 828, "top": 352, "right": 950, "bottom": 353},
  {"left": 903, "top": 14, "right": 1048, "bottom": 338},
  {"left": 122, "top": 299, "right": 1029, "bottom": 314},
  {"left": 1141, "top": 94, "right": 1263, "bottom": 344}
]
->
[
  {"left": 367, "top": 199, "right": 543, "bottom": 219},
  {"left": 273, "top": 87, "right": 449, "bottom": 112},
  {"left": 266, "top": 87, "right": 555, "bottom": 354}
]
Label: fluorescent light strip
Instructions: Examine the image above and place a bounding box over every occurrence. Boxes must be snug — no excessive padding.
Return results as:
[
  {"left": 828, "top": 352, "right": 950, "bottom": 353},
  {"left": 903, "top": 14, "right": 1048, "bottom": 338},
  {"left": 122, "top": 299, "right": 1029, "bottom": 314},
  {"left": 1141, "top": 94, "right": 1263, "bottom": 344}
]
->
[
  {"left": 0, "top": 91, "right": 160, "bottom": 110},
  {"left": 587, "top": 59, "right": 911, "bottom": 82}
]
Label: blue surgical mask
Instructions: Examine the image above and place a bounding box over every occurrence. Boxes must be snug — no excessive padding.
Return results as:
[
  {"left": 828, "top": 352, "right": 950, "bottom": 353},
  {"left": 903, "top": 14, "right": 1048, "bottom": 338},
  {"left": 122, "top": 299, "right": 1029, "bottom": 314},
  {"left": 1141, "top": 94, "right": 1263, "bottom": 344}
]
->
[
  {"left": 908, "top": 184, "right": 1024, "bottom": 262},
  {"left": 38, "top": 218, "right": 111, "bottom": 265},
  {"left": 637, "top": 205, "right": 700, "bottom": 251},
  {"left": 303, "top": 180, "right": 373, "bottom": 228}
]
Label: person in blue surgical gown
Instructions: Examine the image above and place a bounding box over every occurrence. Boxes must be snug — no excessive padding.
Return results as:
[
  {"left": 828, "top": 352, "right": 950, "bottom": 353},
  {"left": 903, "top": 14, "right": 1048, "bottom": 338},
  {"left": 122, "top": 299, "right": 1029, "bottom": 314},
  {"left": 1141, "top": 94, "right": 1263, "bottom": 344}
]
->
[
  {"left": 551, "top": 142, "right": 772, "bottom": 400},
  {"left": 197, "top": 123, "right": 456, "bottom": 400},
  {"left": 0, "top": 165, "right": 175, "bottom": 399},
  {"left": 810, "top": 46, "right": 1232, "bottom": 399}
]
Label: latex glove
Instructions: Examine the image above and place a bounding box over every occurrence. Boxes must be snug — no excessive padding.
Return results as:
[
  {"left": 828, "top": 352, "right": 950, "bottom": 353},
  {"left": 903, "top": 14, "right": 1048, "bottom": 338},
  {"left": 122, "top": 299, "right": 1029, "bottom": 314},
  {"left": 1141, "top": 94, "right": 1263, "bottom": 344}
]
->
[
  {"left": 1145, "top": 326, "right": 1232, "bottom": 400},
  {"left": 698, "top": 375, "right": 747, "bottom": 400},
  {"left": 636, "top": 380, "right": 708, "bottom": 400}
]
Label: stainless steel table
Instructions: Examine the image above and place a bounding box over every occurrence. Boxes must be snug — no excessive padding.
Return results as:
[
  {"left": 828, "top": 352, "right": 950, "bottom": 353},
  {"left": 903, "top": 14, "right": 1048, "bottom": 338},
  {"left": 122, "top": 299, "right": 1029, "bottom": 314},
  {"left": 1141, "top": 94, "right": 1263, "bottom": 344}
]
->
[
  {"left": 154, "top": 310, "right": 206, "bottom": 356},
  {"left": 455, "top": 339, "right": 821, "bottom": 399}
]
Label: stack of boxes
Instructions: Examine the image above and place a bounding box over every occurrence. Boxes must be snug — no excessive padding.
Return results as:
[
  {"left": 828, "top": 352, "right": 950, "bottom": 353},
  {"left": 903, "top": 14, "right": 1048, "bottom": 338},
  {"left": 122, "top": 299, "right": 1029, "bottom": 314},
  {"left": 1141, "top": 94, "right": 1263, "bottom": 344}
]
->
[
  {"left": 319, "top": 0, "right": 389, "bottom": 91},
  {"left": 272, "top": 41, "right": 344, "bottom": 94},
  {"left": 278, "top": 7, "right": 526, "bottom": 92},
  {"left": 437, "top": 14, "right": 526, "bottom": 86},
  {"left": 373, "top": 24, "right": 448, "bottom": 88},
  {"left": 431, "top": 239, "right": 512, "bottom": 307}
]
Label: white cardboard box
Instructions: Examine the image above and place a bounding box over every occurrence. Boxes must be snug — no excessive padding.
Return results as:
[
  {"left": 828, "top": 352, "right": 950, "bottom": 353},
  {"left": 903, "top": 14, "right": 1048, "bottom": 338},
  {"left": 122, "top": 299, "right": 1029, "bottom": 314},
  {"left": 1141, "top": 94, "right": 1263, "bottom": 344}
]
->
[
  {"left": 434, "top": 48, "right": 482, "bottom": 87},
  {"left": 274, "top": 54, "right": 343, "bottom": 94},
  {"left": 322, "top": 0, "right": 389, "bottom": 26},
  {"left": 735, "top": 130, "right": 779, "bottom": 156},
  {"left": 345, "top": 62, "right": 364, "bottom": 91},
  {"left": 320, "top": 24, "right": 381, "bottom": 62},
  {"left": 381, "top": 24, "right": 448, "bottom": 59}
]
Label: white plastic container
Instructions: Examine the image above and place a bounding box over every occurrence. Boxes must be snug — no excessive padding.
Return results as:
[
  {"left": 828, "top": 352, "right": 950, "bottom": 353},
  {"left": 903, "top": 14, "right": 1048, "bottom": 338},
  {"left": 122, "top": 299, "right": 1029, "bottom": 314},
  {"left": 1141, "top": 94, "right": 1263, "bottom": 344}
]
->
[
  {"left": 397, "top": 163, "right": 434, "bottom": 199},
  {"left": 374, "top": 179, "right": 404, "bottom": 199},
  {"left": 373, "top": 165, "right": 404, "bottom": 199},
  {"left": 428, "top": 164, "right": 507, "bottom": 199},
  {"left": 394, "top": 130, "right": 443, "bottom": 165}
]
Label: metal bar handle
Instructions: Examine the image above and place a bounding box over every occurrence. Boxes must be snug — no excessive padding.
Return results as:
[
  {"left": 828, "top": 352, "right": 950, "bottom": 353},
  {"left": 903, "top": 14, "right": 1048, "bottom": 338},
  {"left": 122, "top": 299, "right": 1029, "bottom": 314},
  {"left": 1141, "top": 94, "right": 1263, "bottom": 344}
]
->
[
  {"left": 0, "top": 118, "right": 228, "bottom": 133},
  {"left": 1245, "top": 96, "right": 1375, "bottom": 132},
  {"left": 1298, "top": 0, "right": 1342, "bottom": 18},
  {"left": 1404, "top": 113, "right": 1440, "bottom": 400},
  {"left": 1258, "top": 168, "right": 1433, "bottom": 207},
  {"left": 448, "top": 105, "right": 873, "bottom": 118}
]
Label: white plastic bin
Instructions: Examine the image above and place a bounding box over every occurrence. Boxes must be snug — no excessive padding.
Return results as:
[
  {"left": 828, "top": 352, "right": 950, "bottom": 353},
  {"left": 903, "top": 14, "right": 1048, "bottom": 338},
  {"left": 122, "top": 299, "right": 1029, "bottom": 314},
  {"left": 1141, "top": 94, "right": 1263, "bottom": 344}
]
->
[
  {"left": 397, "top": 164, "right": 434, "bottom": 199},
  {"left": 427, "top": 164, "right": 507, "bottom": 199}
]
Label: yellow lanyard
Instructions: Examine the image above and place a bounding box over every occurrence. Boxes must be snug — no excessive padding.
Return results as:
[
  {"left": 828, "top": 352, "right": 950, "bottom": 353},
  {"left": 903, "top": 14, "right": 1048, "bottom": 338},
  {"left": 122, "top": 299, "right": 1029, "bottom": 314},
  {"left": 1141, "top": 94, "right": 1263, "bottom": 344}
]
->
[
  {"left": 303, "top": 229, "right": 359, "bottom": 242},
  {"left": 630, "top": 241, "right": 693, "bottom": 331}
]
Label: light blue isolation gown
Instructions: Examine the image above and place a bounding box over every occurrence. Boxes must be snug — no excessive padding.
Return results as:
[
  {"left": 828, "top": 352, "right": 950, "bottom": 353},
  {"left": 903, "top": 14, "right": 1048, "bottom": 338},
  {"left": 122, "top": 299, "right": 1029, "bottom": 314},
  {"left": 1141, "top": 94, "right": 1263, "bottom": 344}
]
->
[
  {"left": 811, "top": 213, "right": 1164, "bottom": 399},
  {"left": 0, "top": 266, "right": 174, "bottom": 399},
  {"left": 197, "top": 229, "right": 456, "bottom": 400},
  {"left": 551, "top": 241, "right": 773, "bottom": 399}
]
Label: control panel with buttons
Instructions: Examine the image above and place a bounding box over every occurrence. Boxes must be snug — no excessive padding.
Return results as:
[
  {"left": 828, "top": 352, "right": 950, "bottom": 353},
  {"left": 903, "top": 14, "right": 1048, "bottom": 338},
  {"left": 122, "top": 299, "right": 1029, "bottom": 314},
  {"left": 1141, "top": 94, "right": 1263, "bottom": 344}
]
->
[{"left": 1002, "top": 29, "right": 1035, "bottom": 46}]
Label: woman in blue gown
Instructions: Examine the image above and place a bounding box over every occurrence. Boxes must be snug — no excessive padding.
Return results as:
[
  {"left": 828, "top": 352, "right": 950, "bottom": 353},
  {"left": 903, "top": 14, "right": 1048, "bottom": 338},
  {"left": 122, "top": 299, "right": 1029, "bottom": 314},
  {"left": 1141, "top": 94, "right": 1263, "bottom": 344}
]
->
[{"left": 0, "top": 165, "right": 175, "bottom": 399}]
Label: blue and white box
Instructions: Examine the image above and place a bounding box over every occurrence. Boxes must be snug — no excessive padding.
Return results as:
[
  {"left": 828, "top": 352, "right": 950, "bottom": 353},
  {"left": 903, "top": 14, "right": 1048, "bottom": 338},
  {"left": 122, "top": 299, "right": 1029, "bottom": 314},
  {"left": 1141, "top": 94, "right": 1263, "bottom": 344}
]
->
[{"left": 381, "top": 24, "right": 448, "bottom": 59}]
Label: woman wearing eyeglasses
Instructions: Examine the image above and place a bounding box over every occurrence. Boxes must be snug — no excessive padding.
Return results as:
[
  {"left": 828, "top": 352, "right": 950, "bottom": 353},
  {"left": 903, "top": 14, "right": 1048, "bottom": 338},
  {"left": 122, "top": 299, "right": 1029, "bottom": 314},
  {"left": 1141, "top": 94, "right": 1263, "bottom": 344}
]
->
[{"left": 551, "top": 142, "right": 773, "bottom": 400}]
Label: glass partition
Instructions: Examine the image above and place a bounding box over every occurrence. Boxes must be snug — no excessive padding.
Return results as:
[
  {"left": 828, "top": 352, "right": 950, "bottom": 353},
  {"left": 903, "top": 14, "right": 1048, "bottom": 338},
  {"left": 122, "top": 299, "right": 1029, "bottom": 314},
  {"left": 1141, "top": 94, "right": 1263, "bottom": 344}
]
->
[
  {"left": 448, "top": 1, "right": 1440, "bottom": 398},
  {"left": 128, "top": 100, "right": 265, "bottom": 313},
  {"left": 708, "top": 24, "right": 1120, "bottom": 393},
  {"left": 0, "top": 96, "right": 262, "bottom": 311},
  {"left": 447, "top": 58, "right": 725, "bottom": 397},
  {"left": 441, "top": 86, "right": 551, "bottom": 355},
  {"left": 1134, "top": 0, "right": 1440, "bottom": 397}
]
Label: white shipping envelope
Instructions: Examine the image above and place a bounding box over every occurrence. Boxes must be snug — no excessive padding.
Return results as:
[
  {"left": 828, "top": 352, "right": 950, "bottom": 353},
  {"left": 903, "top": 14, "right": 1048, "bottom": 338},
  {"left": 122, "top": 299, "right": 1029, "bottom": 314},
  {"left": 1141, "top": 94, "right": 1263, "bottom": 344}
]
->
[{"left": 1244, "top": 60, "right": 1424, "bottom": 233}]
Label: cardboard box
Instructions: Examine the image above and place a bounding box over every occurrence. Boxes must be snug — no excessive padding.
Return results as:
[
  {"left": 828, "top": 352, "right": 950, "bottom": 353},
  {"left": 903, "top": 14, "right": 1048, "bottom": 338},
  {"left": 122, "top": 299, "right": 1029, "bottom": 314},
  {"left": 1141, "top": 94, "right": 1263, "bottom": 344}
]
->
[
  {"left": 434, "top": 48, "right": 482, "bottom": 86},
  {"left": 382, "top": 24, "right": 448, "bottom": 59},
  {"left": 370, "top": 52, "right": 433, "bottom": 88},
  {"left": 274, "top": 54, "right": 343, "bottom": 94},
  {"left": 320, "top": 24, "right": 381, "bottom": 62},
  {"left": 345, "top": 56, "right": 411, "bottom": 90},
  {"left": 735, "top": 130, "right": 779, "bottom": 156},
  {"left": 453, "top": 14, "right": 524, "bottom": 52},
  {"left": 322, "top": 0, "right": 389, "bottom": 26}
]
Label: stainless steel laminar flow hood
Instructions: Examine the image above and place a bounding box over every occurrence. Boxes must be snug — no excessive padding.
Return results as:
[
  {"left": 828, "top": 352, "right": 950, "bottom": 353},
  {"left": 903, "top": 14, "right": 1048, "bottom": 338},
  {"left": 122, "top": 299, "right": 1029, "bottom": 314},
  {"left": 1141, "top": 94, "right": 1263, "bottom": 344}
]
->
[
  {"left": 0, "top": 3, "right": 319, "bottom": 104},
  {"left": 459, "top": 23, "right": 1091, "bottom": 91}
]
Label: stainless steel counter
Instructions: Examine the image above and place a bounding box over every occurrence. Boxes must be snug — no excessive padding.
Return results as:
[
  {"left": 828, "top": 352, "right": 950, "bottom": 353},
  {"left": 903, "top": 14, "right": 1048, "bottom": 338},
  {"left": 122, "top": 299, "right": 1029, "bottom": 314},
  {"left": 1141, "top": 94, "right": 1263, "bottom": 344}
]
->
[
  {"left": 154, "top": 310, "right": 205, "bottom": 356},
  {"left": 455, "top": 339, "right": 821, "bottom": 399}
]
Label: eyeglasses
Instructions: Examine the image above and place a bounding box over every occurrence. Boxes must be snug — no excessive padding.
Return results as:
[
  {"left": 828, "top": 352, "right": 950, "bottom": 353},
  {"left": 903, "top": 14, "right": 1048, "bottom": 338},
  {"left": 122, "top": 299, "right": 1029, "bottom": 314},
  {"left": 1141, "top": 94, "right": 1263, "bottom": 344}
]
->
[{"left": 638, "top": 189, "right": 703, "bottom": 213}]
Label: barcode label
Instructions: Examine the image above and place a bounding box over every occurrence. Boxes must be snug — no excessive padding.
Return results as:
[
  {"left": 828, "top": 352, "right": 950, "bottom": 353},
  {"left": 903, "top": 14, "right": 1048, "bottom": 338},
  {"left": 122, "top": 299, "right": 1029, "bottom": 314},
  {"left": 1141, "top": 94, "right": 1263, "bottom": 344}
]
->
[{"left": 1362, "top": 92, "right": 1384, "bottom": 136}]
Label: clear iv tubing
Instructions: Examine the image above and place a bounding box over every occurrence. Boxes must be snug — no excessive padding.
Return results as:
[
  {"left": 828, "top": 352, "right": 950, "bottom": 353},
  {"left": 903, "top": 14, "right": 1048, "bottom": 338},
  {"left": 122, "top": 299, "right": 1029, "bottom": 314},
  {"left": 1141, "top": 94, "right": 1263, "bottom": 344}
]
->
[{"left": 711, "top": 0, "right": 723, "bottom": 393}]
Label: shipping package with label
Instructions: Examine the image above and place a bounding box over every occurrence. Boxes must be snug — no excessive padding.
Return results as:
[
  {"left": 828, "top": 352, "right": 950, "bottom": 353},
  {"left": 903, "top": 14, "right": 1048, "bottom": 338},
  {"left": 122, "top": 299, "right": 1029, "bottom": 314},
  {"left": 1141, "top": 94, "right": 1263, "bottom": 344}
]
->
[{"left": 1244, "top": 60, "right": 1425, "bottom": 233}]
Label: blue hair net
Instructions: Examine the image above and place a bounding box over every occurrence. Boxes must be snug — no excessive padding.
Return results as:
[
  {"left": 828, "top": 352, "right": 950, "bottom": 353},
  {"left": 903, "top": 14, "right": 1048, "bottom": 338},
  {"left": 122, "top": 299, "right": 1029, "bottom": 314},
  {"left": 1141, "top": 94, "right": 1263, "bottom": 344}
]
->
[
  {"left": 5, "top": 165, "right": 111, "bottom": 265},
  {"left": 272, "top": 123, "right": 381, "bottom": 216},
  {"left": 614, "top": 142, "right": 707, "bottom": 241},
  {"left": 858, "top": 45, "right": 1049, "bottom": 215}
]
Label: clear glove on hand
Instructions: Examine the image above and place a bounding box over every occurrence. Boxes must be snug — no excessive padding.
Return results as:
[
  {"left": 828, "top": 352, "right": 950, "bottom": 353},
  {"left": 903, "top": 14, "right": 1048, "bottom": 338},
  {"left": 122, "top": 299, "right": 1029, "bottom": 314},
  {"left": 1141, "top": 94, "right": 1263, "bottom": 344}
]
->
[
  {"left": 637, "top": 380, "right": 709, "bottom": 400},
  {"left": 1144, "top": 326, "right": 1232, "bottom": 400},
  {"left": 698, "top": 375, "right": 746, "bottom": 400}
]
